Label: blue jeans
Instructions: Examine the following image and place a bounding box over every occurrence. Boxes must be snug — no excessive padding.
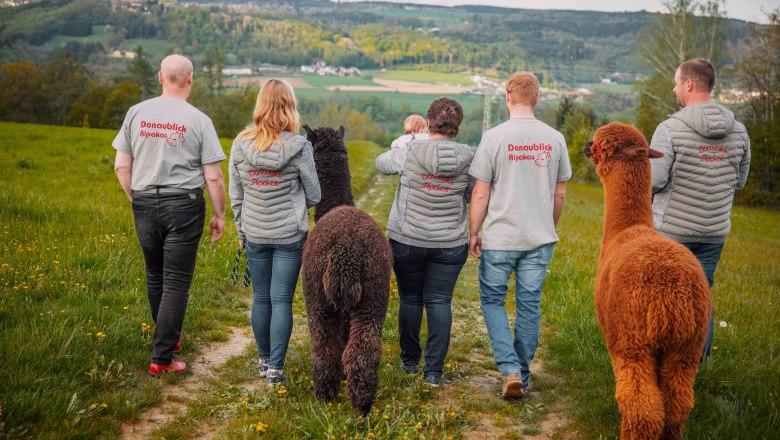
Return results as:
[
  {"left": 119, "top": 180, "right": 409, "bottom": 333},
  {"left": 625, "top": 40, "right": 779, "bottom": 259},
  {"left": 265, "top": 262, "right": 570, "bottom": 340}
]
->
[
  {"left": 479, "top": 243, "right": 555, "bottom": 390},
  {"left": 390, "top": 239, "right": 468, "bottom": 376},
  {"left": 681, "top": 241, "right": 724, "bottom": 359},
  {"left": 246, "top": 237, "right": 306, "bottom": 370}
]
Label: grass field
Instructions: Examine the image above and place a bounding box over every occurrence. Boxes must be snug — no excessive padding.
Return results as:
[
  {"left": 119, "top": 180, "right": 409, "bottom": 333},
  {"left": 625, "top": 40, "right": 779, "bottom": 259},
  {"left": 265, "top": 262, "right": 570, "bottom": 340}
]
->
[
  {"left": 41, "top": 24, "right": 169, "bottom": 57},
  {"left": 41, "top": 25, "right": 108, "bottom": 51},
  {"left": 368, "top": 69, "right": 475, "bottom": 86},
  {"left": 0, "top": 121, "right": 777, "bottom": 439}
]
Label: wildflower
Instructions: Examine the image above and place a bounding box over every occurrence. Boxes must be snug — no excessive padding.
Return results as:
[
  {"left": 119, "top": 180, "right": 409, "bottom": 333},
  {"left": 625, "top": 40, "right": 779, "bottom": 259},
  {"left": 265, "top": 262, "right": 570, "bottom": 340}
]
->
[
  {"left": 96, "top": 332, "right": 106, "bottom": 339},
  {"left": 100, "top": 403, "right": 108, "bottom": 408},
  {"left": 123, "top": 306, "right": 129, "bottom": 311},
  {"left": 277, "top": 387, "right": 287, "bottom": 395},
  {"left": 255, "top": 421, "right": 268, "bottom": 432},
  {"left": 383, "top": 414, "right": 389, "bottom": 420},
  {"left": 719, "top": 321, "right": 728, "bottom": 327}
]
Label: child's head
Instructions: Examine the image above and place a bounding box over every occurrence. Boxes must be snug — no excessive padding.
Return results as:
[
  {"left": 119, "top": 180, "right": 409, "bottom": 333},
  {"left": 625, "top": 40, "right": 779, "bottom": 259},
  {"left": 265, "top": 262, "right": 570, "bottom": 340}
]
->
[{"left": 403, "top": 114, "right": 426, "bottom": 134}]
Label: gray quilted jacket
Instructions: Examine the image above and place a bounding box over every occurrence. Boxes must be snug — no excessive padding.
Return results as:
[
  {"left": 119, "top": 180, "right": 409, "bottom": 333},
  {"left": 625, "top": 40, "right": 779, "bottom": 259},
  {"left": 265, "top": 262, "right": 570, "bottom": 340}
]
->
[
  {"left": 376, "top": 138, "right": 474, "bottom": 248},
  {"left": 650, "top": 102, "right": 751, "bottom": 243},
  {"left": 229, "top": 131, "right": 321, "bottom": 244}
]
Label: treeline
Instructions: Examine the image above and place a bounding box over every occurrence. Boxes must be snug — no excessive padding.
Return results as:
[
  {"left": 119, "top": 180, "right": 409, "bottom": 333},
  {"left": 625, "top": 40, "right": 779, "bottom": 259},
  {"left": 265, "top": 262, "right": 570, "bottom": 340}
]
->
[{"left": 0, "top": 49, "right": 403, "bottom": 145}]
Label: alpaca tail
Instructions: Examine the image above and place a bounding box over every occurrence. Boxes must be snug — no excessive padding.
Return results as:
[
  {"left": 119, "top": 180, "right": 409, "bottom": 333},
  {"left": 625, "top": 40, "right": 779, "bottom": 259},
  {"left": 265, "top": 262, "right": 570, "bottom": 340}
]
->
[{"left": 323, "top": 254, "right": 362, "bottom": 312}]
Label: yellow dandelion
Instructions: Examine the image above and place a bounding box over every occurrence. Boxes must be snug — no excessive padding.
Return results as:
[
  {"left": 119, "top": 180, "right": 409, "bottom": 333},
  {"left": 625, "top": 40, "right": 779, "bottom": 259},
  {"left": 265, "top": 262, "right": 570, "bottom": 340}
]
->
[
  {"left": 255, "top": 421, "right": 268, "bottom": 432},
  {"left": 100, "top": 403, "right": 108, "bottom": 408},
  {"left": 123, "top": 306, "right": 129, "bottom": 311}
]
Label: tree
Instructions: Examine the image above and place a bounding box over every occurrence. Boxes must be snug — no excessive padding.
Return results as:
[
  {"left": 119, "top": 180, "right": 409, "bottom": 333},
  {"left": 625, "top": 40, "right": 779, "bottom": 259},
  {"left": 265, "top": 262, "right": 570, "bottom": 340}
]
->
[
  {"left": 40, "top": 53, "right": 90, "bottom": 126},
  {"left": 127, "top": 46, "right": 157, "bottom": 100},
  {"left": 732, "top": 10, "right": 780, "bottom": 206},
  {"left": 634, "top": 0, "right": 727, "bottom": 138},
  {"left": 100, "top": 82, "right": 140, "bottom": 129},
  {"left": 0, "top": 62, "right": 42, "bottom": 123}
]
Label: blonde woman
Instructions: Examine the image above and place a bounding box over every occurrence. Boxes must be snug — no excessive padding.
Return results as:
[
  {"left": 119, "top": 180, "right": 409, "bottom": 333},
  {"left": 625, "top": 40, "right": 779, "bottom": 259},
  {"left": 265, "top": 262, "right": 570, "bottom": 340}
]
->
[{"left": 229, "top": 79, "right": 321, "bottom": 385}]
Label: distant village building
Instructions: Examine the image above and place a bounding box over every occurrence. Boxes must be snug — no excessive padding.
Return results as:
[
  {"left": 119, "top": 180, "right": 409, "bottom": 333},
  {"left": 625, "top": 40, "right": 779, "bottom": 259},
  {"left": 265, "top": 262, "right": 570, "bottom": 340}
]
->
[
  {"left": 301, "top": 61, "right": 360, "bottom": 76},
  {"left": 222, "top": 67, "right": 253, "bottom": 76},
  {"left": 111, "top": 50, "right": 136, "bottom": 59},
  {"left": 3, "top": 0, "right": 29, "bottom": 6}
]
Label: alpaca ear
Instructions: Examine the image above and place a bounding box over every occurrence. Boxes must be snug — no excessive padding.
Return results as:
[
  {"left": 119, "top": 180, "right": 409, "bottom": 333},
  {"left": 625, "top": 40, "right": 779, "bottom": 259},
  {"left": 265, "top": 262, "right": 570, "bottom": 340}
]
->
[
  {"left": 338, "top": 125, "right": 345, "bottom": 140},
  {"left": 648, "top": 148, "right": 664, "bottom": 159},
  {"left": 303, "top": 125, "right": 316, "bottom": 143}
]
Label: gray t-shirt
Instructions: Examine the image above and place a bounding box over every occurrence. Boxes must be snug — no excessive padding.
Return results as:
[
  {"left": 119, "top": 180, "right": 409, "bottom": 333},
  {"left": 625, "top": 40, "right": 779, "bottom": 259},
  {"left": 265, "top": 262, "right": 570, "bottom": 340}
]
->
[
  {"left": 469, "top": 118, "right": 572, "bottom": 251},
  {"left": 112, "top": 96, "right": 225, "bottom": 191}
]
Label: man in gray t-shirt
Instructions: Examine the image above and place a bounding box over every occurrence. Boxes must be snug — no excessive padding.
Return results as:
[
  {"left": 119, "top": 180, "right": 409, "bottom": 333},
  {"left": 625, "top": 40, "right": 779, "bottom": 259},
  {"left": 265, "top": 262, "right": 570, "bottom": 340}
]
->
[
  {"left": 113, "top": 54, "right": 226, "bottom": 375},
  {"left": 469, "top": 72, "right": 571, "bottom": 398}
]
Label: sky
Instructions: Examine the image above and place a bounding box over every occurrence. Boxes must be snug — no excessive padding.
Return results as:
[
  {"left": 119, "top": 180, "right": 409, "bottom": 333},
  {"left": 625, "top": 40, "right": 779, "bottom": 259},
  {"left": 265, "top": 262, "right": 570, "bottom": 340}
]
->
[{"left": 334, "top": 0, "right": 777, "bottom": 24}]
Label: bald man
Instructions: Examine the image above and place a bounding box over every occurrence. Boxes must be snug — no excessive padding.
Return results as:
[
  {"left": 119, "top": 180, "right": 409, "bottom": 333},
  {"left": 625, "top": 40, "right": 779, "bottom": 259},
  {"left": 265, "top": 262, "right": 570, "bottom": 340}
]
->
[{"left": 113, "top": 54, "right": 227, "bottom": 375}]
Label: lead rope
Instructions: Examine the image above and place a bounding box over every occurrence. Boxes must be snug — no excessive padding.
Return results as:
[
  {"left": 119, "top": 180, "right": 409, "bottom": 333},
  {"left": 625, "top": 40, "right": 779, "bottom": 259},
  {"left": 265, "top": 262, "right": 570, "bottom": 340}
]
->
[{"left": 230, "top": 244, "right": 250, "bottom": 287}]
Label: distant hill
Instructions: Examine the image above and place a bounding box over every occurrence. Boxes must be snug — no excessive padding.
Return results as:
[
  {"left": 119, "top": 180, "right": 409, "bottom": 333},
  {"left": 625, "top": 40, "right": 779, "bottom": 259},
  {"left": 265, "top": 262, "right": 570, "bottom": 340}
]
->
[{"left": 0, "top": 0, "right": 752, "bottom": 84}]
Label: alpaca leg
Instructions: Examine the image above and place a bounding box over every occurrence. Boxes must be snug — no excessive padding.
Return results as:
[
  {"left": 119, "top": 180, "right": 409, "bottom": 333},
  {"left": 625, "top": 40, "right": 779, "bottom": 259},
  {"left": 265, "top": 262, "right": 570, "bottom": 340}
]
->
[
  {"left": 658, "top": 349, "right": 700, "bottom": 440},
  {"left": 305, "top": 274, "right": 345, "bottom": 401},
  {"left": 343, "top": 291, "right": 387, "bottom": 416},
  {"left": 612, "top": 354, "right": 665, "bottom": 440}
]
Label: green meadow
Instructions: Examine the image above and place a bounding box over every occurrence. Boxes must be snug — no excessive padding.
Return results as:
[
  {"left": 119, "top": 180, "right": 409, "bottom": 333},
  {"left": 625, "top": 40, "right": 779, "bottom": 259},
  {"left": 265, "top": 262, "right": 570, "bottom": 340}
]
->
[{"left": 0, "top": 121, "right": 777, "bottom": 438}]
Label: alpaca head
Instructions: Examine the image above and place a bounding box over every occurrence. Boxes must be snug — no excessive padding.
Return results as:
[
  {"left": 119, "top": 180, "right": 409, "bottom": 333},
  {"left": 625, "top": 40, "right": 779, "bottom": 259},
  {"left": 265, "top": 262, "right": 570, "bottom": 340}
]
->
[
  {"left": 303, "top": 125, "right": 354, "bottom": 220},
  {"left": 584, "top": 122, "right": 663, "bottom": 176},
  {"left": 303, "top": 125, "right": 346, "bottom": 158}
]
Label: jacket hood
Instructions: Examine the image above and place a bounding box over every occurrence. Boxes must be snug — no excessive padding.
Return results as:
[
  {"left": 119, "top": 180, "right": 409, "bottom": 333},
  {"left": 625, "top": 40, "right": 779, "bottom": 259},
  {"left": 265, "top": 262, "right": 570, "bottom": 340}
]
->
[
  {"left": 672, "top": 102, "right": 735, "bottom": 139},
  {"left": 411, "top": 138, "right": 471, "bottom": 177},
  {"left": 237, "top": 131, "right": 306, "bottom": 171}
]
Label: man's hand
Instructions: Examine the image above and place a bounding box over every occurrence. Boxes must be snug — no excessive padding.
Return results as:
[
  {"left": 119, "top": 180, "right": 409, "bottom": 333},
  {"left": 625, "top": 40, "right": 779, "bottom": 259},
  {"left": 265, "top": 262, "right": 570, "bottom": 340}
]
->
[
  {"left": 238, "top": 239, "right": 245, "bottom": 248},
  {"left": 469, "top": 233, "right": 482, "bottom": 258},
  {"left": 209, "top": 215, "right": 225, "bottom": 244}
]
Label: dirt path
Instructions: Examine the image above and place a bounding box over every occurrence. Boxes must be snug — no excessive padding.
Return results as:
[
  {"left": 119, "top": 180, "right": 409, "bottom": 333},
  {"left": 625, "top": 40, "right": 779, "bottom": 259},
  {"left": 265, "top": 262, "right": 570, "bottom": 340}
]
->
[{"left": 120, "top": 327, "right": 254, "bottom": 440}]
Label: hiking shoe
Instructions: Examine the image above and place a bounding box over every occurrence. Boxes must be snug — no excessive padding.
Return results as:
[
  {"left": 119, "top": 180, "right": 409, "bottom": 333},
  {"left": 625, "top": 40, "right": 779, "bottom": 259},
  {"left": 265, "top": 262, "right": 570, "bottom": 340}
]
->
[
  {"left": 148, "top": 360, "right": 188, "bottom": 376},
  {"left": 401, "top": 363, "right": 419, "bottom": 374},
  {"left": 424, "top": 373, "right": 441, "bottom": 387},
  {"left": 258, "top": 357, "right": 269, "bottom": 378},
  {"left": 267, "top": 369, "right": 287, "bottom": 385},
  {"left": 502, "top": 372, "right": 524, "bottom": 398}
]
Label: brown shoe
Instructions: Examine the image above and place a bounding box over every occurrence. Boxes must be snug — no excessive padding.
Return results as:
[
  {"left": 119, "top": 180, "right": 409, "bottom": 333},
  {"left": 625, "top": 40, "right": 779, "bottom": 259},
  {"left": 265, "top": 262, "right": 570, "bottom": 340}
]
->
[{"left": 502, "top": 372, "right": 524, "bottom": 398}]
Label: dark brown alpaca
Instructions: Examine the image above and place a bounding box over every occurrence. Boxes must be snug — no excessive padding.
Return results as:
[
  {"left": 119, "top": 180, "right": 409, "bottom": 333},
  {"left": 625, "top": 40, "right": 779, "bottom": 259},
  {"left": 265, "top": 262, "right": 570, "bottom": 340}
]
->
[
  {"left": 584, "top": 123, "right": 711, "bottom": 440},
  {"left": 301, "top": 125, "right": 393, "bottom": 416}
]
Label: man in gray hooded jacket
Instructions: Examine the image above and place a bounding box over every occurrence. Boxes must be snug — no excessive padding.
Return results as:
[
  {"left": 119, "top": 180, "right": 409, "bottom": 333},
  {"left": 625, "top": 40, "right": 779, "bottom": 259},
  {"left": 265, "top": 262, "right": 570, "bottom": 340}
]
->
[{"left": 650, "top": 58, "right": 751, "bottom": 359}]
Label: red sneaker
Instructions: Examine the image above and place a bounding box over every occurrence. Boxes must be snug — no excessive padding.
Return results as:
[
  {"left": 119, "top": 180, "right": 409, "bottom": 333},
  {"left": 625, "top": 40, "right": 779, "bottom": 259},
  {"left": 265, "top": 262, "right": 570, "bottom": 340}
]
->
[
  {"left": 148, "top": 360, "right": 188, "bottom": 375},
  {"left": 172, "top": 340, "right": 182, "bottom": 354}
]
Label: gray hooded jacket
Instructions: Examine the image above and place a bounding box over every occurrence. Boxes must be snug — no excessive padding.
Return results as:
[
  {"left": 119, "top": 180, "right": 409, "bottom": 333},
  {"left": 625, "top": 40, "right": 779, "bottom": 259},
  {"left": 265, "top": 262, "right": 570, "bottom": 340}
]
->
[
  {"left": 229, "top": 131, "right": 321, "bottom": 244},
  {"left": 650, "top": 102, "right": 751, "bottom": 243},
  {"left": 376, "top": 138, "right": 474, "bottom": 248}
]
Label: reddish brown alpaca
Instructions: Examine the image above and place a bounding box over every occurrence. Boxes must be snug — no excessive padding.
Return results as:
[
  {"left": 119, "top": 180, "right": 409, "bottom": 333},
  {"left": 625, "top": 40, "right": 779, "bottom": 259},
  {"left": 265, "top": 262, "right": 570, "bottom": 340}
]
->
[{"left": 584, "top": 123, "right": 711, "bottom": 440}]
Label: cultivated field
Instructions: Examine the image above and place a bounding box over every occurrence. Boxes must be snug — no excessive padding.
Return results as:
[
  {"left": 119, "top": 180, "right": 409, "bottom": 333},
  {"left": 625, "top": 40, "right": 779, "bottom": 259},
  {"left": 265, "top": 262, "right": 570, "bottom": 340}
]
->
[{"left": 0, "top": 122, "right": 777, "bottom": 439}]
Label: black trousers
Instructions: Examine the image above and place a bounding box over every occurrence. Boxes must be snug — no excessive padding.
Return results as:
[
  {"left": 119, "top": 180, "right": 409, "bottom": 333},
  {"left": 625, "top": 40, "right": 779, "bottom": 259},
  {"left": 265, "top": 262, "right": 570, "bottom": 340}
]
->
[{"left": 132, "top": 191, "right": 205, "bottom": 365}]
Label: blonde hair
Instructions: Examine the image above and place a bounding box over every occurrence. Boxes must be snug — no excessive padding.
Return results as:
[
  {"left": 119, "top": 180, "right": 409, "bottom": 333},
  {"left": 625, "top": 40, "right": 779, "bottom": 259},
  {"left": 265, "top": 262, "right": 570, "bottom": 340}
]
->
[
  {"left": 403, "top": 114, "right": 426, "bottom": 134},
  {"left": 506, "top": 72, "right": 539, "bottom": 106},
  {"left": 240, "top": 79, "right": 300, "bottom": 152}
]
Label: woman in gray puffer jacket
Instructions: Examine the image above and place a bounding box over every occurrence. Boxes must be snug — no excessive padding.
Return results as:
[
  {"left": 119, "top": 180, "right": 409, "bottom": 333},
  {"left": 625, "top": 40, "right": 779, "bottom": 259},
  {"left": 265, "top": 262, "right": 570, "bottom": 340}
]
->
[
  {"left": 229, "top": 79, "right": 321, "bottom": 386},
  {"left": 375, "top": 97, "right": 474, "bottom": 387}
]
